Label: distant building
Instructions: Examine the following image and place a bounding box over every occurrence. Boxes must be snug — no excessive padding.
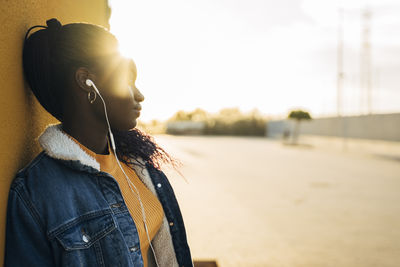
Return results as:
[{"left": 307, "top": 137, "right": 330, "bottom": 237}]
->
[
  {"left": 166, "top": 121, "right": 206, "bottom": 135},
  {"left": 266, "top": 113, "right": 400, "bottom": 142}
]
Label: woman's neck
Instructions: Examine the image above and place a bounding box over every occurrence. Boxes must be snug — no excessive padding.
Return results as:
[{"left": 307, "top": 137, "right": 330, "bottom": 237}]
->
[{"left": 61, "top": 119, "right": 109, "bottom": 155}]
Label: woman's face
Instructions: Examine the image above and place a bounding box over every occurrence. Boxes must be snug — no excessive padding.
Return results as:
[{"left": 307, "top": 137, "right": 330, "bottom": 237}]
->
[{"left": 91, "top": 55, "right": 145, "bottom": 131}]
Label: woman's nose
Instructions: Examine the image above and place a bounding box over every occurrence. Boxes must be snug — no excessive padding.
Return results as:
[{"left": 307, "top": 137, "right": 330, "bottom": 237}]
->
[{"left": 133, "top": 86, "right": 145, "bottom": 102}]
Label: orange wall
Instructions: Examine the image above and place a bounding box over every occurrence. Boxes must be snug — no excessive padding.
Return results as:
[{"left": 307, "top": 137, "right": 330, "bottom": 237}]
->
[{"left": 0, "top": 1, "right": 110, "bottom": 264}]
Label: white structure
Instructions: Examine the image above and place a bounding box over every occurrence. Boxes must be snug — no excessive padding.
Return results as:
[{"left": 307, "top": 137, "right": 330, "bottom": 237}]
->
[
  {"left": 267, "top": 113, "right": 400, "bottom": 142},
  {"left": 166, "top": 121, "right": 206, "bottom": 135}
]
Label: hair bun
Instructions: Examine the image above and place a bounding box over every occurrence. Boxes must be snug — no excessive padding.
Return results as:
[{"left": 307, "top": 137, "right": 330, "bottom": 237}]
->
[{"left": 46, "top": 18, "right": 62, "bottom": 30}]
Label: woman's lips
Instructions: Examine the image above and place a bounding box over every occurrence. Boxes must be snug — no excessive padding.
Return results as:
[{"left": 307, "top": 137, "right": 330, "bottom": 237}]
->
[{"left": 132, "top": 109, "right": 141, "bottom": 117}]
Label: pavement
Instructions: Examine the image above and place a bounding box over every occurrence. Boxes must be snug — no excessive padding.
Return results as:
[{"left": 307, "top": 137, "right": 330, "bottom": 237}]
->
[
  {"left": 153, "top": 134, "right": 400, "bottom": 267},
  {"left": 290, "top": 135, "right": 400, "bottom": 161}
]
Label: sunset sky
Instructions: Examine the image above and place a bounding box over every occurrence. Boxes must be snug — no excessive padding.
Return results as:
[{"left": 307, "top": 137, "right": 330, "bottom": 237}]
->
[{"left": 109, "top": 0, "right": 400, "bottom": 122}]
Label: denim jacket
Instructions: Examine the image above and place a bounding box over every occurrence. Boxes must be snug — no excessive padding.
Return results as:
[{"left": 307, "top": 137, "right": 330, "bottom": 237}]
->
[{"left": 4, "top": 123, "right": 193, "bottom": 267}]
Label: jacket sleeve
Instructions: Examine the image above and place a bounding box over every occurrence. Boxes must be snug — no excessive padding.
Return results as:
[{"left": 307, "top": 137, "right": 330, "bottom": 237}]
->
[{"left": 4, "top": 185, "right": 55, "bottom": 267}]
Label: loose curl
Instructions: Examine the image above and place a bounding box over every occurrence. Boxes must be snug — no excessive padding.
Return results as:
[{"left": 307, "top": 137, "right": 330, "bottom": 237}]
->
[{"left": 23, "top": 18, "right": 183, "bottom": 174}]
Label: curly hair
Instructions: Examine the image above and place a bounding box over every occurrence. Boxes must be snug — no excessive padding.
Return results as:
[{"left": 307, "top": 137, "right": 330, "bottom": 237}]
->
[{"left": 22, "top": 18, "right": 183, "bottom": 174}]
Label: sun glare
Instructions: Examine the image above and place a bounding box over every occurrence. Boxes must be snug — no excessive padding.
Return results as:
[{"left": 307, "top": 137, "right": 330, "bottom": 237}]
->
[{"left": 116, "top": 40, "right": 134, "bottom": 60}]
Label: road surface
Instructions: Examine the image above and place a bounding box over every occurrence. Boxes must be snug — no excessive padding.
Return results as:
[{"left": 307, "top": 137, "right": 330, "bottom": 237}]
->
[{"left": 153, "top": 135, "right": 400, "bottom": 267}]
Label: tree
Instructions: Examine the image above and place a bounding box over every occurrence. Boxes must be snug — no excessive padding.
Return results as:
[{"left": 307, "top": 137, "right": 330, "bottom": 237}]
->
[
  {"left": 169, "top": 110, "right": 191, "bottom": 121},
  {"left": 190, "top": 108, "right": 209, "bottom": 122},
  {"left": 288, "top": 110, "right": 312, "bottom": 144}
]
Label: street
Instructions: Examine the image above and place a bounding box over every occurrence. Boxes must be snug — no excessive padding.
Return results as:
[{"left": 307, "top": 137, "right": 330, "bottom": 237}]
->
[{"left": 153, "top": 135, "right": 400, "bottom": 267}]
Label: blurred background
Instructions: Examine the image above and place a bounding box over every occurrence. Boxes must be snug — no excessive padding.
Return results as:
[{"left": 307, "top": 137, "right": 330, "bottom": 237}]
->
[
  {"left": 108, "top": 0, "right": 400, "bottom": 266},
  {"left": 0, "top": 0, "right": 399, "bottom": 266}
]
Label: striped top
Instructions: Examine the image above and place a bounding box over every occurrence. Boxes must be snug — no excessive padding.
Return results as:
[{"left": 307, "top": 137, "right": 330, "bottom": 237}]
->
[{"left": 66, "top": 133, "right": 164, "bottom": 267}]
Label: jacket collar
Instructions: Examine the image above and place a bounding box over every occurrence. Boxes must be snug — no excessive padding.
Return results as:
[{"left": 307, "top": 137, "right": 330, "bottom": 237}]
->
[
  {"left": 37, "top": 122, "right": 156, "bottom": 190},
  {"left": 38, "top": 123, "right": 101, "bottom": 171},
  {"left": 37, "top": 122, "right": 148, "bottom": 174}
]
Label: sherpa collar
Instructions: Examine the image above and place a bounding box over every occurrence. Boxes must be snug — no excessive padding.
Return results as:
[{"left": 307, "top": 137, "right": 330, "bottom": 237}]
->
[
  {"left": 38, "top": 123, "right": 101, "bottom": 171},
  {"left": 36, "top": 122, "right": 149, "bottom": 182}
]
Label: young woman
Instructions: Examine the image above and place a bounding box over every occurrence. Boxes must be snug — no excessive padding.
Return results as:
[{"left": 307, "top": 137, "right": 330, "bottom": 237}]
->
[{"left": 4, "top": 18, "right": 193, "bottom": 267}]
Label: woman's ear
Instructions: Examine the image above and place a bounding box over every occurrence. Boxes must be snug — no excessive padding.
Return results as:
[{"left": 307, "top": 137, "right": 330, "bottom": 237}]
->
[{"left": 75, "top": 67, "right": 96, "bottom": 93}]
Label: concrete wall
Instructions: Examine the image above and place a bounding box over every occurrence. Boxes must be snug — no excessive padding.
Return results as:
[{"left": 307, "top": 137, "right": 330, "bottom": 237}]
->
[
  {"left": 0, "top": 1, "right": 110, "bottom": 264},
  {"left": 267, "top": 113, "right": 400, "bottom": 142}
]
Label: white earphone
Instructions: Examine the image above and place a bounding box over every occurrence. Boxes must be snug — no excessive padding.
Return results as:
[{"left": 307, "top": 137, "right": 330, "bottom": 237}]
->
[
  {"left": 85, "top": 79, "right": 97, "bottom": 92},
  {"left": 85, "top": 79, "right": 159, "bottom": 267},
  {"left": 85, "top": 79, "right": 116, "bottom": 151}
]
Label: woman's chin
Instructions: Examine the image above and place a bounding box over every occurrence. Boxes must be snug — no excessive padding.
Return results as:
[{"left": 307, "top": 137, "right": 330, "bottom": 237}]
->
[
  {"left": 112, "top": 118, "right": 138, "bottom": 131},
  {"left": 127, "top": 118, "right": 138, "bottom": 130}
]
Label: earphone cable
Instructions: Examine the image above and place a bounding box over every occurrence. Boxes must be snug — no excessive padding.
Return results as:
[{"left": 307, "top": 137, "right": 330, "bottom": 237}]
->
[{"left": 94, "top": 85, "right": 160, "bottom": 267}]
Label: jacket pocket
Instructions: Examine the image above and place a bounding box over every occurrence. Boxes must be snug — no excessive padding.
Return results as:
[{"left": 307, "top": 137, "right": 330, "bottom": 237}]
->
[{"left": 53, "top": 210, "right": 117, "bottom": 251}]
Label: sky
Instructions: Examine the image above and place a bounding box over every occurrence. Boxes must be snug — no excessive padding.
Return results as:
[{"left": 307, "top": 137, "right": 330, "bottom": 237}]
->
[{"left": 109, "top": 0, "right": 400, "bottom": 122}]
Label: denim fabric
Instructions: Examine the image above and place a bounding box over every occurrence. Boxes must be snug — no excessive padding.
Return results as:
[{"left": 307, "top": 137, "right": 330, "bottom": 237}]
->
[{"left": 4, "top": 151, "right": 193, "bottom": 267}]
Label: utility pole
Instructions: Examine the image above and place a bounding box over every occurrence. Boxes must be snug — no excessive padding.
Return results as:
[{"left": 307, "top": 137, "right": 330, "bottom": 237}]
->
[
  {"left": 360, "top": 6, "right": 372, "bottom": 114},
  {"left": 337, "top": 8, "right": 347, "bottom": 151},
  {"left": 337, "top": 8, "right": 344, "bottom": 117}
]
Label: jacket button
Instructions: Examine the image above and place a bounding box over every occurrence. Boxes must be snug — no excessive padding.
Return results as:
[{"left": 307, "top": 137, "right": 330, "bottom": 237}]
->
[
  {"left": 130, "top": 245, "right": 139, "bottom": 252},
  {"left": 169, "top": 221, "right": 174, "bottom": 226},
  {"left": 157, "top": 183, "right": 162, "bottom": 188},
  {"left": 111, "top": 203, "right": 122, "bottom": 208},
  {"left": 82, "top": 234, "right": 90, "bottom": 243}
]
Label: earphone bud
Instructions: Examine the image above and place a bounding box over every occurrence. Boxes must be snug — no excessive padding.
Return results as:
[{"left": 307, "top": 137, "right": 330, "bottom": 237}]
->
[
  {"left": 86, "top": 79, "right": 100, "bottom": 94},
  {"left": 85, "top": 79, "right": 93, "bottom": 87}
]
